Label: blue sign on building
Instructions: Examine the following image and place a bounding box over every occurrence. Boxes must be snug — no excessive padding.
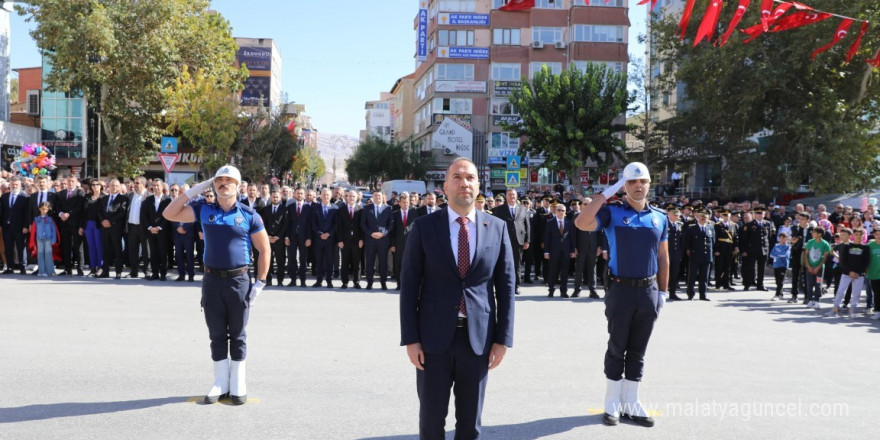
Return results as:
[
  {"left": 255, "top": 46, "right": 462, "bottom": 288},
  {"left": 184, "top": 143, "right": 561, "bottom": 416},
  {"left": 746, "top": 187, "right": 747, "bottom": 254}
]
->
[
  {"left": 448, "top": 47, "right": 489, "bottom": 59},
  {"left": 160, "top": 136, "right": 178, "bottom": 153},
  {"left": 448, "top": 13, "right": 489, "bottom": 26},
  {"left": 417, "top": 8, "right": 428, "bottom": 60}
]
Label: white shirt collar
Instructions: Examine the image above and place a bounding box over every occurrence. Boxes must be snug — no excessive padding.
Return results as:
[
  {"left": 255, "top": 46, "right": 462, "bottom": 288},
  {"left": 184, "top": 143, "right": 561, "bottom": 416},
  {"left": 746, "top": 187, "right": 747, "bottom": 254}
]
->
[{"left": 447, "top": 206, "right": 477, "bottom": 226}]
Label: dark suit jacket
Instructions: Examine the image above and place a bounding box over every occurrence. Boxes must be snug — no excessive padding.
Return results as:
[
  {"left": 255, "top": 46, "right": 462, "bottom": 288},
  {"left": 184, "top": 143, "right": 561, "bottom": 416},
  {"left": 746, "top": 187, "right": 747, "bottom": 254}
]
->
[
  {"left": 391, "top": 207, "right": 417, "bottom": 249},
  {"left": 361, "top": 203, "right": 394, "bottom": 238},
  {"left": 684, "top": 222, "right": 715, "bottom": 264},
  {"left": 312, "top": 203, "right": 339, "bottom": 242},
  {"left": 57, "top": 188, "right": 86, "bottom": 230},
  {"left": 572, "top": 212, "right": 600, "bottom": 254},
  {"left": 244, "top": 198, "right": 266, "bottom": 211},
  {"left": 400, "top": 208, "right": 515, "bottom": 356},
  {"left": 0, "top": 191, "right": 30, "bottom": 230},
  {"left": 543, "top": 217, "right": 576, "bottom": 257},
  {"left": 286, "top": 201, "right": 313, "bottom": 243},
  {"left": 141, "top": 195, "right": 171, "bottom": 232},
  {"left": 29, "top": 190, "right": 58, "bottom": 222},
  {"left": 260, "top": 204, "right": 289, "bottom": 239},
  {"left": 415, "top": 205, "right": 440, "bottom": 218},
  {"left": 337, "top": 204, "right": 363, "bottom": 244},
  {"left": 98, "top": 193, "right": 129, "bottom": 228},
  {"left": 493, "top": 203, "right": 530, "bottom": 247}
]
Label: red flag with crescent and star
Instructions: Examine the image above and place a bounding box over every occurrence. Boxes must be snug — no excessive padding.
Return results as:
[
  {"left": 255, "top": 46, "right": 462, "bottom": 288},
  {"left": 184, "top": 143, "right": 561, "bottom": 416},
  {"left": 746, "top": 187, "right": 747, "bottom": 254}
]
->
[
  {"left": 743, "top": 2, "right": 793, "bottom": 43},
  {"left": 846, "top": 22, "right": 870, "bottom": 63},
  {"left": 717, "top": 0, "right": 750, "bottom": 47},
  {"left": 694, "top": 0, "right": 724, "bottom": 46},
  {"left": 679, "top": 0, "right": 697, "bottom": 40},
  {"left": 759, "top": 0, "right": 775, "bottom": 31},
  {"left": 769, "top": 10, "right": 832, "bottom": 33},
  {"left": 867, "top": 48, "right": 880, "bottom": 68},
  {"left": 811, "top": 19, "right": 854, "bottom": 60},
  {"left": 499, "top": 0, "right": 535, "bottom": 11}
]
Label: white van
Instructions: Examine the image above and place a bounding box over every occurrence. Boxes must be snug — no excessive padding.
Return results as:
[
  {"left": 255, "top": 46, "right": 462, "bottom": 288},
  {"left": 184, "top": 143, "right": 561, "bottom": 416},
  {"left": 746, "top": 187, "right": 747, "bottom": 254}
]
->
[{"left": 381, "top": 180, "right": 427, "bottom": 200}]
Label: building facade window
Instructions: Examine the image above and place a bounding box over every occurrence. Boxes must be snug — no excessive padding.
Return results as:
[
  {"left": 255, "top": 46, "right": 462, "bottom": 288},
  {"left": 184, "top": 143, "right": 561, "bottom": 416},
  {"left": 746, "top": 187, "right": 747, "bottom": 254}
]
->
[
  {"left": 573, "top": 60, "right": 624, "bottom": 74},
  {"left": 491, "top": 62, "right": 522, "bottom": 80},
  {"left": 439, "top": 0, "right": 476, "bottom": 12},
  {"left": 433, "top": 97, "right": 473, "bottom": 114},
  {"left": 435, "top": 63, "right": 475, "bottom": 81},
  {"left": 529, "top": 62, "right": 562, "bottom": 78},
  {"left": 439, "top": 30, "right": 475, "bottom": 47},
  {"left": 491, "top": 98, "right": 518, "bottom": 115},
  {"left": 493, "top": 28, "right": 521, "bottom": 45},
  {"left": 534, "top": 0, "right": 563, "bottom": 9},
  {"left": 572, "top": 25, "right": 625, "bottom": 43},
  {"left": 41, "top": 55, "right": 85, "bottom": 159},
  {"left": 532, "top": 27, "right": 564, "bottom": 44}
]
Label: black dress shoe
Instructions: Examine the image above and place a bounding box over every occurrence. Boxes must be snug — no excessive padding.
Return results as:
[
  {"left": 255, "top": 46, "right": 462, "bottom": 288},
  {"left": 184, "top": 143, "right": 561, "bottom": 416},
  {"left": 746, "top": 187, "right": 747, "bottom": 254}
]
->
[
  {"left": 589, "top": 290, "right": 601, "bottom": 299},
  {"left": 312, "top": 281, "right": 322, "bottom": 288},
  {"left": 668, "top": 294, "right": 682, "bottom": 301},
  {"left": 159, "top": 275, "right": 167, "bottom": 281},
  {"left": 115, "top": 274, "right": 122, "bottom": 280},
  {"left": 742, "top": 286, "right": 751, "bottom": 291},
  {"left": 326, "top": 281, "right": 334, "bottom": 288},
  {"left": 353, "top": 282, "right": 361, "bottom": 289},
  {"left": 561, "top": 291, "right": 569, "bottom": 298},
  {"left": 523, "top": 278, "right": 532, "bottom": 284},
  {"left": 32, "top": 269, "right": 40, "bottom": 276},
  {"left": 202, "top": 392, "right": 228, "bottom": 404},
  {"left": 625, "top": 414, "right": 655, "bottom": 427},
  {"left": 265, "top": 279, "right": 272, "bottom": 286},
  {"left": 149, "top": 274, "right": 160, "bottom": 280},
  {"left": 571, "top": 289, "right": 581, "bottom": 298},
  {"left": 188, "top": 275, "right": 195, "bottom": 282},
  {"left": 757, "top": 286, "right": 768, "bottom": 291},
  {"left": 700, "top": 297, "right": 711, "bottom": 301},
  {"left": 230, "top": 394, "right": 246, "bottom": 406},
  {"left": 63, "top": 270, "right": 72, "bottom": 276},
  {"left": 366, "top": 283, "right": 373, "bottom": 290},
  {"left": 128, "top": 272, "right": 139, "bottom": 278},
  {"left": 381, "top": 282, "right": 388, "bottom": 290},
  {"left": 286, "top": 279, "right": 297, "bottom": 287},
  {"left": 3, "top": 269, "right": 13, "bottom": 274},
  {"left": 548, "top": 289, "right": 555, "bottom": 297},
  {"left": 603, "top": 412, "right": 619, "bottom": 426},
  {"left": 76, "top": 269, "right": 84, "bottom": 276},
  {"left": 340, "top": 283, "right": 348, "bottom": 289},
  {"left": 175, "top": 275, "right": 185, "bottom": 282}
]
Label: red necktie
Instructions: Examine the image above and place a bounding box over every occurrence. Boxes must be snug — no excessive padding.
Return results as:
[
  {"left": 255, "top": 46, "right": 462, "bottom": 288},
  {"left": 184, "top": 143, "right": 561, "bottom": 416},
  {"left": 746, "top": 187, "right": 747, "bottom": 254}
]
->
[
  {"left": 403, "top": 211, "right": 407, "bottom": 227},
  {"left": 297, "top": 204, "right": 301, "bottom": 216},
  {"left": 349, "top": 207, "right": 353, "bottom": 218},
  {"left": 456, "top": 217, "right": 469, "bottom": 316}
]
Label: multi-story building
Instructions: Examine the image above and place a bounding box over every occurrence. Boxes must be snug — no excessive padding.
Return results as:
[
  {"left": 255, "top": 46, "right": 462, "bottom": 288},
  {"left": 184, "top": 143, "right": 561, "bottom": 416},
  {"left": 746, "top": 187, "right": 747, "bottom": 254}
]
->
[
  {"left": 411, "top": 0, "right": 629, "bottom": 192},
  {"left": 235, "top": 37, "right": 282, "bottom": 113},
  {"left": 362, "top": 92, "right": 394, "bottom": 142},
  {"left": 390, "top": 73, "right": 417, "bottom": 142}
]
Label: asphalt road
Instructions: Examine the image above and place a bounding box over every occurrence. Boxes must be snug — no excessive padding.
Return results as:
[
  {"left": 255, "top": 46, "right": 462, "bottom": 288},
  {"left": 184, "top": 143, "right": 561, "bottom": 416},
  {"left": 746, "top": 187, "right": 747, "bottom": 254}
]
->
[{"left": 1, "top": 272, "right": 877, "bottom": 440}]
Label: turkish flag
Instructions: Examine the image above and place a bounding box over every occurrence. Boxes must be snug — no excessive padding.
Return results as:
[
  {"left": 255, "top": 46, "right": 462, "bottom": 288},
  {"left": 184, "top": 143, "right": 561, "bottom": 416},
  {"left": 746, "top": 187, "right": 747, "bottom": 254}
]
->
[
  {"left": 759, "top": 0, "right": 774, "bottom": 31},
  {"left": 499, "top": 0, "right": 535, "bottom": 11},
  {"left": 694, "top": 0, "right": 723, "bottom": 46},
  {"left": 637, "top": 0, "right": 659, "bottom": 11},
  {"left": 846, "top": 22, "right": 870, "bottom": 63},
  {"left": 867, "top": 48, "right": 880, "bottom": 68},
  {"left": 769, "top": 10, "right": 832, "bottom": 33},
  {"left": 742, "top": 2, "right": 791, "bottom": 43},
  {"left": 716, "top": 0, "right": 750, "bottom": 47},
  {"left": 678, "top": 0, "right": 697, "bottom": 40},
  {"left": 811, "top": 19, "right": 853, "bottom": 60}
]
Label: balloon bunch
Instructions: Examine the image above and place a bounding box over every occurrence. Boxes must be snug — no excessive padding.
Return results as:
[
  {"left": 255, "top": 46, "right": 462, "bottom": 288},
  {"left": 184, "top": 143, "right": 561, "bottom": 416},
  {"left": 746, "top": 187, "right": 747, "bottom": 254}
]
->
[{"left": 12, "top": 143, "right": 57, "bottom": 177}]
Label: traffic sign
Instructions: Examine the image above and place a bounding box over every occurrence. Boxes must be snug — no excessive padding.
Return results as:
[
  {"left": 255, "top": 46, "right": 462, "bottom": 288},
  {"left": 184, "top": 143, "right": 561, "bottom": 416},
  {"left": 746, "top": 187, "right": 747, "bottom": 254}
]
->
[
  {"left": 505, "top": 171, "right": 520, "bottom": 188},
  {"left": 580, "top": 171, "right": 590, "bottom": 185},
  {"left": 270, "top": 177, "right": 279, "bottom": 185},
  {"left": 160, "top": 136, "right": 178, "bottom": 153},
  {"left": 506, "top": 155, "right": 521, "bottom": 171},
  {"left": 158, "top": 153, "right": 179, "bottom": 173}
]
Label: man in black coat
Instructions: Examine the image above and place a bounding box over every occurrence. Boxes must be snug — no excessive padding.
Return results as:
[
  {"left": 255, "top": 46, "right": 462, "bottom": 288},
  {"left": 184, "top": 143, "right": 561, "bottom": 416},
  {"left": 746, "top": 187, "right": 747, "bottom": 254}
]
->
[
  {"left": 544, "top": 202, "right": 576, "bottom": 298},
  {"left": 57, "top": 175, "right": 86, "bottom": 276},
  {"left": 285, "top": 188, "right": 313, "bottom": 287},
  {"left": 361, "top": 190, "right": 394, "bottom": 290},
  {"left": 391, "top": 191, "right": 418, "bottom": 290},
  {"left": 572, "top": 198, "right": 601, "bottom": 298},
  {"left": 337, "top": 189, "right": 363, "bottom": 289},
  {"left": 665, "top": 204, "right": 685, "bottom": 301},
  {"left": 684, "top": 209, "right": 715, "bottom": 301},
  {"left": 260, "top": 188, "right": 289, "bottom": 286},
  {"left": 142, "top": 179, "right": 172, "bottom": 281},
  {"left": 0, "top": 177, "right": 30, "bottom": 274},
  {"left": 739, "top": 208, "right": 775, "bottom": 291},
  {"left": 493, "top": 188, "right": 530, "bottom": 295},
  {"left": 99, "top": 179, "right": 130, "bottom": 279}
]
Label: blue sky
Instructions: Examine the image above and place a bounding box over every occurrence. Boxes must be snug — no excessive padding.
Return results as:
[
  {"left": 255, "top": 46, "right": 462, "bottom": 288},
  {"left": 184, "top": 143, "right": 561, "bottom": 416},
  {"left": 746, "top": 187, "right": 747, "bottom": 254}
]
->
[{"left": 8, "top": 1, "right": 647, "bottom": 138}]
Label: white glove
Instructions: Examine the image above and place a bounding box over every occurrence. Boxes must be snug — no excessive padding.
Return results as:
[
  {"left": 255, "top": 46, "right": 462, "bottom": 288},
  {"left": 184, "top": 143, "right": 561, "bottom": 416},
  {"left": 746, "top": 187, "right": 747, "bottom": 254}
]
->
[
  {"left": 601, "top": 178, "right": 626, "bottom": 200},
  {"left": 657, "top": 290, "right": 668, "bottom": 313},
  {"left": 249, "top": 280, "right": 265, "bottom": 307},
  {"left": 185, "top": 178, "right": 214, "bottom": 199}
]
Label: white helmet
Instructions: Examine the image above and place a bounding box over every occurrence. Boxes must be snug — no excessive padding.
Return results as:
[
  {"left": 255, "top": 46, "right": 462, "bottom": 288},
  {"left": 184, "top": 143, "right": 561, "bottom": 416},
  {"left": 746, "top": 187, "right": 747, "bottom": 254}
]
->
[
  {"left": 622, "top": 162, "right": 651, "bottom": 182},
  {"left": 214, "top": 164, "right": 242, "bottom": 184}
]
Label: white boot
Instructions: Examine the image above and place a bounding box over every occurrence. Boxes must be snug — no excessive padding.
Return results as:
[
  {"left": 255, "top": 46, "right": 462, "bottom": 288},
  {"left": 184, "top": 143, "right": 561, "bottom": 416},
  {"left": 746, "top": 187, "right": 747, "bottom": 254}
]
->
[
  {"left": 230, "top": 360, "right": 247, "bottom": 405},
  {"left": 203, "top": 359, "right": 229, "bottom": 404},
  {"left": 621, "top": 379, "right": 655, "bottom": 427},
  {"left": 603, "top": 379, "right": 622, "bottom": 425}
]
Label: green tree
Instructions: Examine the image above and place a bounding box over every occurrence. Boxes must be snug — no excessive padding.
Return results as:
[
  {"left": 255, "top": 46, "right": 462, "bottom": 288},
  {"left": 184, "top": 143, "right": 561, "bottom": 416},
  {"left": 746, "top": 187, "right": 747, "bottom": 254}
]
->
[
  {"left": 290, "top": 144, "right": 324, "bottom": 187},
  {"left": 164, "top": 65, "right": 245, "bottom": 175},
  {"left": 230, "top": 106, "right": 299, "bottom": 184},
  {"left": 503, "top": 64, "right": 632, "bottom": 194},
  {"left": 651, "top": 3, "right": 880, "bottom": 196},
  {"left": 345, "top": 136, "right": 432, "bottom": 189},
  {"left": 19, "top": 0, "right": 242, "bottom": 177}
]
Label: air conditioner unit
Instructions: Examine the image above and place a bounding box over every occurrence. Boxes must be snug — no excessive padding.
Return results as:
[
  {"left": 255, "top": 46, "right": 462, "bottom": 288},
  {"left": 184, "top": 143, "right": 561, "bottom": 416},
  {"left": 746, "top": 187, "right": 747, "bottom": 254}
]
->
[
  {"left": 26, "top": 91, "right": 40, "bottom": 116},
  {"left": 531, "top": 41, "right": 544, "bottom": 49},
  {"left": 555, "top": 41, "right": 566, "bottom": 49}
]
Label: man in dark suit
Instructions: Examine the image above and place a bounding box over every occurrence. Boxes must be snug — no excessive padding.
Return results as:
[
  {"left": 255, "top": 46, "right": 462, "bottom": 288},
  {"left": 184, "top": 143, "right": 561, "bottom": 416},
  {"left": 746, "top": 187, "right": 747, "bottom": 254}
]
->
[
  {"left": 739, "top": 208, "right": 774, "bottom": 291},
  {"left": 391, "top": 191, "right": 417, "bottom": 290},
  {"left": 415, "top": 192, "right": 439, "bottom": 217},
  {"left": 311, "top": 188, "right": 338, "bottom": 288},
  {"left": 125, "top": 176, "right": 150, "bottom": 278},
  {"left": 173, "top": 215, "right": 197, "bottom": 282},
  {"left": 337, "top": 189, "right": 363, "bottom": 289},
  {"left": 260, "top": 188, "right": 289, "bottom": 286},
  {"left": 98, "top": 179, "right": 129, "bottom": 279},
  {"left": 573, "top": 198, "right": 601, "bottom": 298},
  {"left": 57, "top": 175, "right": 86, "bottom": 276},
  {"left": 684, "top": 208, "right": 715, "bottom": 300},
  {"left": 493, "top": 188, "right": 530, "bottom": 295},
  {"left": 142, "top": 179, "right": 172, "bottom": 280},
  {"left": 1, "top": 177, "right": 29, "bottom": 274},
  {"left": 285, "top": 188, "right": 313, "bottom": 287},
  {"left": 29, "top": 175, "right": 58, "bottom": 222},
  {"left": 544, "top": 202, "right": 577, "bottom": 297},
  {"left": 400, "top": 157, "right": 515, "bottom": 440},
  {"left": 361, "top": 190, "right": 394, "bottom": 290},
  {"left": 666, "top": 204, "right": 686, "bottom": 301}
]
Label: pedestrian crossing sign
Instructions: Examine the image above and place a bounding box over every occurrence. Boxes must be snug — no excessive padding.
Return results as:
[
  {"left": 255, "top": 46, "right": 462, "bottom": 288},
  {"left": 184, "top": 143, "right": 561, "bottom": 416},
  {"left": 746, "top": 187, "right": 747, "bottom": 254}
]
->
[
  {"left": 506, "top": 155, "right": 521, "bottom": 170},
  {"left": 160, "top": 136, "right": 178, "bottom": 153},
  {"left": 505, "top": 171, "right": 520, "bottom": 188}
]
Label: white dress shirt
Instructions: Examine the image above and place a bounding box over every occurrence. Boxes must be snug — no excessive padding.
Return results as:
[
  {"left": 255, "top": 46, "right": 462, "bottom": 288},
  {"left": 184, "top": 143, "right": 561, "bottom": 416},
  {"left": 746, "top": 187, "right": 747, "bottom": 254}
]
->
[{"left": 448, "top": 207, "right": 476, "bottom": 265}]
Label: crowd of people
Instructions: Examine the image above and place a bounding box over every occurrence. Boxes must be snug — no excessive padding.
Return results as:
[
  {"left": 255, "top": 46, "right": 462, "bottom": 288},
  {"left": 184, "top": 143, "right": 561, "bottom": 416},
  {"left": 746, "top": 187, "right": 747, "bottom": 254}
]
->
[{"left": 0, "top": 168, "right": 878, "bottom": 321}]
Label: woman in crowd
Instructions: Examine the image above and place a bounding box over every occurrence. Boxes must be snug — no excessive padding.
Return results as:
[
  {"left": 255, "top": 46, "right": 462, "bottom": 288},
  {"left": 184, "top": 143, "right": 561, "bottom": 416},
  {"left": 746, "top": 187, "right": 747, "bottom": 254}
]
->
[{"left": 80, "top": 179, "right": 105, "bottom": 277}]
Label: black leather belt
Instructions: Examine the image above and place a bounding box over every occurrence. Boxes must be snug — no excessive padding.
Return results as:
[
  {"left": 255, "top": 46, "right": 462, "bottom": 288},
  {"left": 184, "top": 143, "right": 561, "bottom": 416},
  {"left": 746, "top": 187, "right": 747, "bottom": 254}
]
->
[
  {"left": 610, "top": 275, "right": 656, "bottom": 287},
  {"left": 456, "top": 317, "right": 467, "bottom": 328},
  {"left": 205, "top": 266, "right": 248, "bottom": 278}
]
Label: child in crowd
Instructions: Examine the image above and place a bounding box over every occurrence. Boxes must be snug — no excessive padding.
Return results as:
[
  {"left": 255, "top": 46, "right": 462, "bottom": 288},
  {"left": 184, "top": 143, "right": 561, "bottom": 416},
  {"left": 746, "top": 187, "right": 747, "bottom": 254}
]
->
[
  {"left": 803, "top": 227, "right": 831, "bottom": 310},
  {"left": 826, "top": 228, "right": 871, "bottom": 318},
  {"left": 32, "top": 201, "right": 58, "bottom": 277},
  {"left": 770, "top": 233, "right": 790, "bottom": 301}
]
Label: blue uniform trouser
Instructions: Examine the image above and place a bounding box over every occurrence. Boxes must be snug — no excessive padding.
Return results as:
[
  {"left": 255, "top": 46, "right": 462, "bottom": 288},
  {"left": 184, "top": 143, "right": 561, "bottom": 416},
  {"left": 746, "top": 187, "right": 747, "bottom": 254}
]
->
[
  {"left": 604, "top": 281, "right": 659, "bottom": 381},
  {"left": 202, "top": 272, "right": 251, "bottom": 361},
  {"left": 687, "top": 260, "right": 711, "bottom": 299}
]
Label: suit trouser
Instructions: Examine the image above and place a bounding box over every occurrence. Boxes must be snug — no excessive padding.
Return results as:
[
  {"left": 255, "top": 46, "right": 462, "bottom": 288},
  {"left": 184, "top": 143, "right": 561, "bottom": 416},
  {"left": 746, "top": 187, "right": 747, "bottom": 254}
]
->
[
  {"left": 126, "top": 223, "right": 150, "bottom": 273},
  {"left": 59, "top": 225, "right": 84, "bottom": 271},
  {"left": 287, "top": 238, "right": 309, "bottom": 282},
  {"left": 392, "top": 242, "right": 407, "bottom": 285},
  {"left": 147, "top": 232, "right": 169, "bottom": 276},
  {"left": 669, "top": 258, "right": 682, "bottom": 296},
  {"left": 3, "top": 227, "right": 26, "bottom": 268},
  {"left": 741, "top": 254, "right": 767, "bottom": 287},
  {"left": 340, "top": 239, "right": 360, "bottom": 284},
  {"left": 714, "top": 249, "right": 732, "bottom": 287},
  {"left": 574, "top": 249, "right": 597, "bottom": 291},
  {"left": 522, "top": 245, "right": 535, "bottom": 280},
  {"left": 314, "top": 238, "right": 334, "bottom": 282},
  {"left": 546, "top": 252, "right": 569, "bottom": 292},
  {"left": 174, "top": 234, "right": 195, "bottom": 276},
  {"left": 416, "top": 326, "right": 489, "bottom": 440},
  {"left": 269, "top": 240, "right": 286, "bottom": 282},
  {"left": 102, "top": 225, "right": 125, "bottom": 273},
  {"left": 202, "top": 272, "right": 250, "bottom": 361},
  {"left": 364, "top": 238, "right": 389, "bottom": 283},
  {"left": 510, "top": 243, "right": 523, "bottom": 287},
  {"left": 687, "top": 260, "right": 711, "bottom": 299},
  {"left": 604, "top": 281, "right": 659, "bottom": 381}
]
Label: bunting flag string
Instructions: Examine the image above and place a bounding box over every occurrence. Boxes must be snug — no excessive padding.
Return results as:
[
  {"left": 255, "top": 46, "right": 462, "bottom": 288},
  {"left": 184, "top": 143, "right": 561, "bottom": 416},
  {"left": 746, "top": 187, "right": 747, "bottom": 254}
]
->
[
  {"left": 693, "top": 0, "right": 724, "bottom": 46},
  {"left": 847, "top": 22, "right": 870, "bottom": 63},
  {"left": 812, "top": 19, "right": 854, "bottom": 60},
  {"left": 716, "top": 0, "right": 750, "bottom": 47}
]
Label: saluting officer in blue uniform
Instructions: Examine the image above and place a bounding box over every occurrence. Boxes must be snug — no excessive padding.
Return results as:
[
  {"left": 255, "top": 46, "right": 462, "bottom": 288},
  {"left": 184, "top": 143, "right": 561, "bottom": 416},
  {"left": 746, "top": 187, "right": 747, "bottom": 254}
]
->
[
  {"left": 575, "top": 162, "right": 668, "bottom": 428},
  {"left": 684, "top": 208, "right": 714, "bottom": 301},
  {"left": 164, "top": 165, "right": 271, "bottom": 406}
]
